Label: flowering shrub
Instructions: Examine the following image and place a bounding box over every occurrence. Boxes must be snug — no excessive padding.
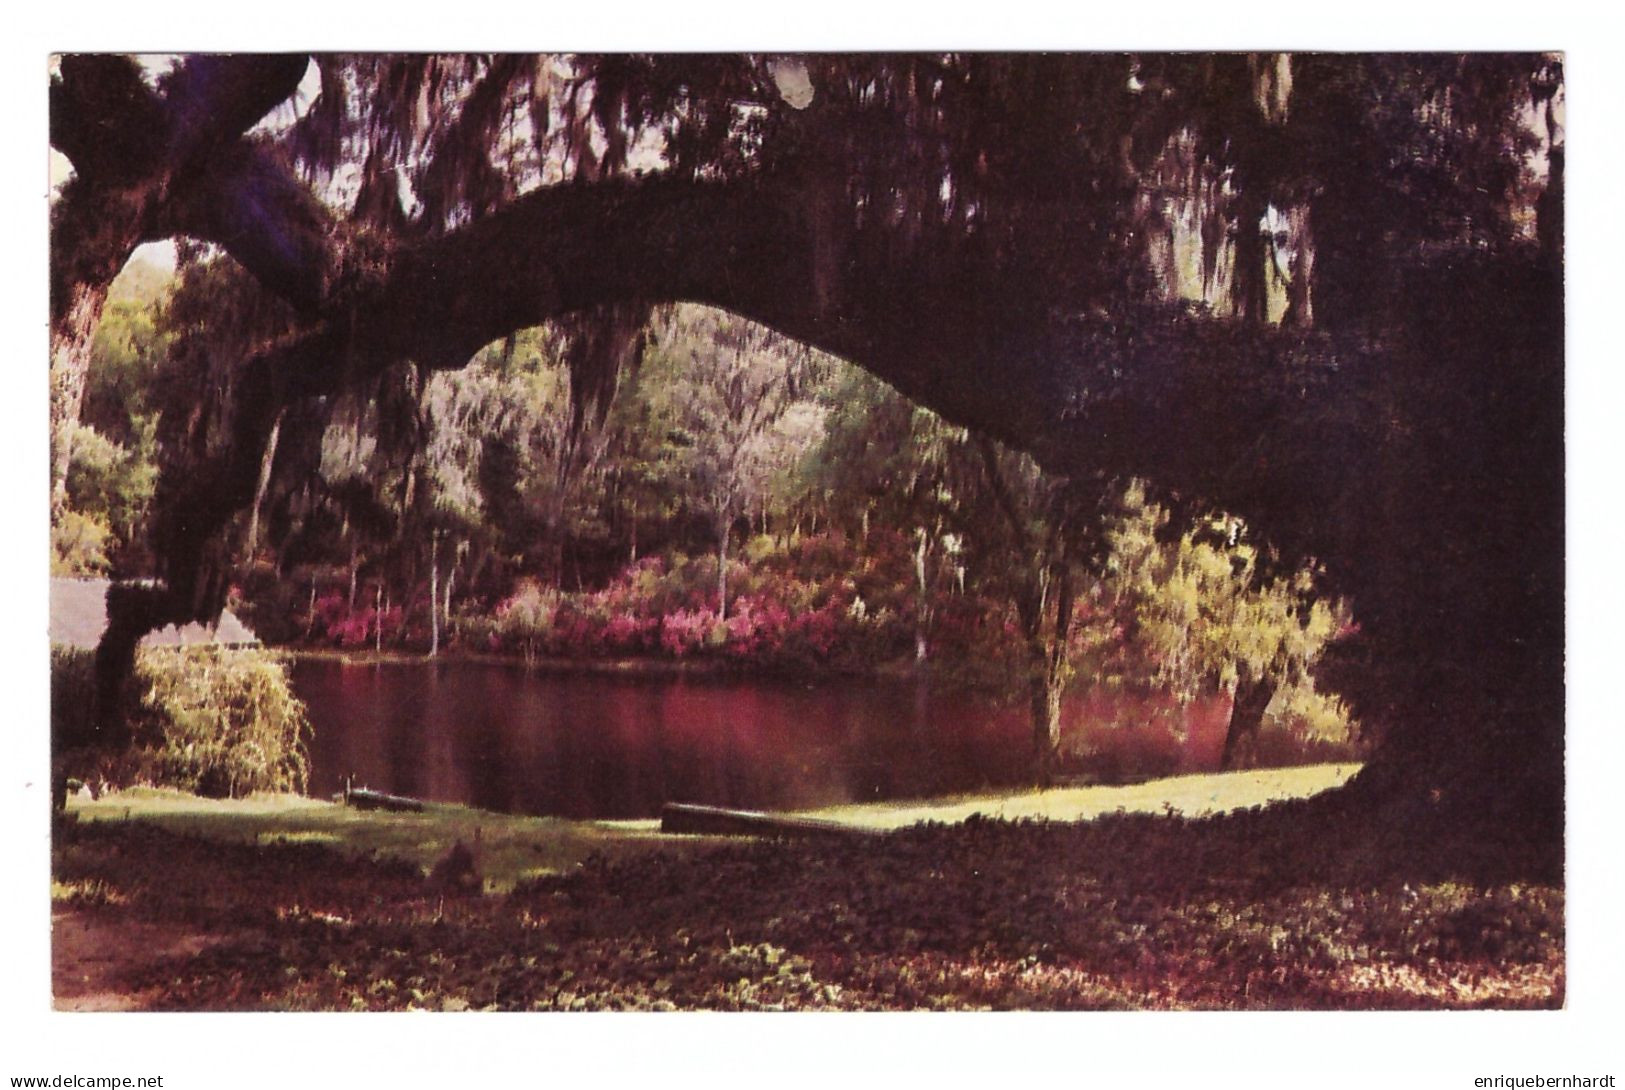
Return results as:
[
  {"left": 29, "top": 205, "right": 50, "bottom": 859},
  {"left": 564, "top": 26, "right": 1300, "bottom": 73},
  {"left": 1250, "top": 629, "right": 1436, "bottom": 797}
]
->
[
  {"left": 788, "top": 602, "right": 842, "bottom": 658},
  {"left": 598, "top": 612, "right": 660, "bottom": 654},
  {"left": 447, "top": 535, "right": 921, "bottom": 670},
  {"left": 659, "top": 607, "right": 721, "bottom": 657},
  {"left": 284, "top": 533, "right": 1052, "bottom": 679},
  {"left": 309, "top": 592, "right": 404, "bottom": 648},
  {"left": 309, "top": 592, "right": 349, "bottom": 636}
]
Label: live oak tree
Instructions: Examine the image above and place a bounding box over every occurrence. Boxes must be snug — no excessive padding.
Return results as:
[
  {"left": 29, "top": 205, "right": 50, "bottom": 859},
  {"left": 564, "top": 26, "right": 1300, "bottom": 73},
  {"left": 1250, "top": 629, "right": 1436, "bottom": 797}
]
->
[{"left": 50, "top": 53, "right": 1563, "bottom": 840}]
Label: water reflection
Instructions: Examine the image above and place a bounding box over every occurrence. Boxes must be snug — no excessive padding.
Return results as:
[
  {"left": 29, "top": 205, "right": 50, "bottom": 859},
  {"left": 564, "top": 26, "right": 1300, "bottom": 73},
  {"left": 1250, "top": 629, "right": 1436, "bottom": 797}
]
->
[{"left": 292, "top": 659, "right": 1036, "bottom": 818}]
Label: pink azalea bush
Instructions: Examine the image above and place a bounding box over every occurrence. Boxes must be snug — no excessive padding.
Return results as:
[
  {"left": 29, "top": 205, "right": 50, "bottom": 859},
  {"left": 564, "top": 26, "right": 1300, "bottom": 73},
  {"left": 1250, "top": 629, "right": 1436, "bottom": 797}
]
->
[
  {"left": 309, "top": 592, "right": 405, "bottom": 649},
  {"left": 294, "top": 531, "right": 1031, "bottom": 676},
  {"left": 459, "top": 533, "right": 927, "bottom": 671}
]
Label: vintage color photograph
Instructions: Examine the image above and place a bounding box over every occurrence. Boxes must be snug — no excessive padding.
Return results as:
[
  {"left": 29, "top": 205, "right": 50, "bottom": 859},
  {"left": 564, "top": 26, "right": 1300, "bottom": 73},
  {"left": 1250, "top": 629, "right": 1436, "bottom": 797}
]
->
[{"left": 44, "top": 49, "right": 1566, "bottom": 1022}]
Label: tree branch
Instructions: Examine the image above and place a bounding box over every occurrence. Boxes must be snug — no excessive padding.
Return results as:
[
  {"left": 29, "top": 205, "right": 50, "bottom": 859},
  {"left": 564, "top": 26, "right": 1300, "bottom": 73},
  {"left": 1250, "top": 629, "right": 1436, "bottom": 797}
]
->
[
  {"left": 50, "top": 53, "right": 322, "bottom": 329},
  {"left": 143, "top": 169, "right": 1387, "bottom": 633}
]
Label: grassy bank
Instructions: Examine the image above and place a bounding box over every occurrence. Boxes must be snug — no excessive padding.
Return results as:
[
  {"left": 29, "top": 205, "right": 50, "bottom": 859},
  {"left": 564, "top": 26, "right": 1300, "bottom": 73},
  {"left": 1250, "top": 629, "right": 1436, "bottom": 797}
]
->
[
  {"left": 796, "top": 764, "right": 1361, "bottom": 830},
  {"left": 64, "top": 764, "right": 1360, "bottom": 891},
  {"left": 64, "top": 788, "right": 678, "bottom": 892}
]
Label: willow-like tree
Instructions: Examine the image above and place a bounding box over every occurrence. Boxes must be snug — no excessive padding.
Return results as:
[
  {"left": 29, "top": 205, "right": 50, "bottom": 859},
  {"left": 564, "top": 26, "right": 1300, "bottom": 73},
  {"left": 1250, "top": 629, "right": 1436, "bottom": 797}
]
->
[
  {"left": 1106, "top": 487, "right": 1346, "bottom": 770},
  {"left": 50, "top": 53, "right": 1564, "bottom": 840}
]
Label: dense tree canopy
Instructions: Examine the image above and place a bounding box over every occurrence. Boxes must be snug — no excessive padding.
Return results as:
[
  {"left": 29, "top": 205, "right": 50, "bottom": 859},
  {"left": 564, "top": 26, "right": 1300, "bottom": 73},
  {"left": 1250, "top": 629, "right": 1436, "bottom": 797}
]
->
[{"left": 49, "top": 53, "right": 1563, "bottom": 834}]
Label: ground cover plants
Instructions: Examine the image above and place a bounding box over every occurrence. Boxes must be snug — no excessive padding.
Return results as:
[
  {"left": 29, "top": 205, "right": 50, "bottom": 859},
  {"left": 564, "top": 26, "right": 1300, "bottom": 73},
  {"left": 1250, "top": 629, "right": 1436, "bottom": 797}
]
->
[{"left": 52, "top": 770, "right": 1561, "bottom": 1011}]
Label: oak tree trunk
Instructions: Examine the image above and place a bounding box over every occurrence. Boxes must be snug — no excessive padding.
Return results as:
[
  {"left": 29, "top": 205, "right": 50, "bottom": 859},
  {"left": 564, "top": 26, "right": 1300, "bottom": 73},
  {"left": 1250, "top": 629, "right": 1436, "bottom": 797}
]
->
[
  {"left": 49, "top": 285, "right": 108, "bottom": 518},
  {"left": 1221, "top": 675, "right": 1279, "bottom": 771},
  {"left": 1030, "top": 674, "right": 1058, "bottom": 775}
]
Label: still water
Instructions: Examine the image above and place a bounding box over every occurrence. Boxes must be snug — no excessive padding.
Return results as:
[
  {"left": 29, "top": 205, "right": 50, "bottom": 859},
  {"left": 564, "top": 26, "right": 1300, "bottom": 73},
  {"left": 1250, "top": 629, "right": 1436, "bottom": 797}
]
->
[{"left": 292, "top": 658, "right": 1041, "bottom": 819}]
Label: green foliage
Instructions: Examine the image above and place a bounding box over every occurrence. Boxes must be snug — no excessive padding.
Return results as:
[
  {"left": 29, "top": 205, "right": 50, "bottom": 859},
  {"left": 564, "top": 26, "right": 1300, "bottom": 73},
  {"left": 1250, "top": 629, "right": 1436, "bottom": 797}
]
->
[
  {"left": 1271, "top": 678, "right": 1354, "bottom": 745},
  {"left": 490, "top": 580, "right": 562, "bottom": 661},
  {"left": 126, "top": 647, "right": 312, "bottom": 798},
  {"left": 51, "top": 509, "right": 113, "bottom": 576},
  {"left": 83, "top": 263, "right": 172, "bottom": 454},
  {"left": 442, "top": 329, "right": 583, "bottom": 538},
  {"left": 63, "top": 421, "right": 158, "bottom": 555},
  {"left": 642, "top": 306, "right": 828, "bottom": 531},
  {"left": 50, "top": 646, "right": 98, "bottom": 750},
  {"left": 51, "top": 644, "right": 312, "bottom": 798},
  {"left": 809, "top": 402, "right": 1357, "bottom": 760},
  {"left": 1107, "top": 484, "right": 1350, "bottom": 724}
]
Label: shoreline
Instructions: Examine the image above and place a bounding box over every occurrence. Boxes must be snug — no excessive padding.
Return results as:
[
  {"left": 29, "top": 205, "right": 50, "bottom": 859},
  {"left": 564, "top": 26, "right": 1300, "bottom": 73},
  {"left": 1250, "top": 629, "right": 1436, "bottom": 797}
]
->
[{"left": 276, "top": 642, "right": 929, "bottom": 683}]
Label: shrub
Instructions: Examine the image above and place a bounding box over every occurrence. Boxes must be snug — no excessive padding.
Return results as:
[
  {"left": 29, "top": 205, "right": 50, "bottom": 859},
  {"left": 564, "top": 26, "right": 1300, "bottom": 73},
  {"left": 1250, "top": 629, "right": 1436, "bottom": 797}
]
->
[
  {"left": 51, "top": 644, "right": 313, "bottom": 798},
  {"left": 659, "top": 607, "right": 718, "bottom": 656},
  {"left": 1268, "top": 681, "right": 1356, "bottom": 746},
  {"left": 51, "top": 510, "right": 113, "bottom": 577},
  {"left": 494, "top": 580, "right": 559, "bottom": 659},
  {"left": 307, "top": 592, "right": 407, "bottom": 649},
  {"left": 51, "top": 646, "right": 98, "bottom": 752},
  {"left": 127, "top": 646, "right": 311, "bottom": 797},
  {"left": 449, "top": 608, "right": 501, "bottom": 653}
]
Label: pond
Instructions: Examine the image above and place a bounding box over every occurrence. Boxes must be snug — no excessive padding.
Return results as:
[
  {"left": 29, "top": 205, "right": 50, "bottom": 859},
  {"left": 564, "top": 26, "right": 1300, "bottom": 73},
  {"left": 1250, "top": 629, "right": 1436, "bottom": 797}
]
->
[{"left": 292, "top": 658, "right": 1231, "bottom": 819}]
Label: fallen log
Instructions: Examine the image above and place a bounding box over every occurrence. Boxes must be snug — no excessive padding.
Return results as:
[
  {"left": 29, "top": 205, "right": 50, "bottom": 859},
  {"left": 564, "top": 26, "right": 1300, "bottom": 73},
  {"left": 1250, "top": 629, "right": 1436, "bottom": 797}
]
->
[
  {"left": 660, "top": 802, "right": 884, "bottom": 840},
  {"left": 341, "top": 786, "right": 425, "bottom": 813}
]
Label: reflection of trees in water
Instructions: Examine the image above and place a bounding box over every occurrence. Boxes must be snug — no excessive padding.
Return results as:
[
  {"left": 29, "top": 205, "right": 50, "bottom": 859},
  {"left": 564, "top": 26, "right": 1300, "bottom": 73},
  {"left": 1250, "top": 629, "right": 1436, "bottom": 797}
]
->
[{"left": 294, "top": 663, "right": 1017, "bottom": 817}]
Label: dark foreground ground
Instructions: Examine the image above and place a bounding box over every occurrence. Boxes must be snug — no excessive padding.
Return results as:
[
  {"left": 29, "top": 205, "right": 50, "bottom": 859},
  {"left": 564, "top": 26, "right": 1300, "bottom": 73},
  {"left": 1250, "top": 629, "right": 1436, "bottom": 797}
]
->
[{"left": 51, "top": 793, "right": 1562, "bottom": 1011}]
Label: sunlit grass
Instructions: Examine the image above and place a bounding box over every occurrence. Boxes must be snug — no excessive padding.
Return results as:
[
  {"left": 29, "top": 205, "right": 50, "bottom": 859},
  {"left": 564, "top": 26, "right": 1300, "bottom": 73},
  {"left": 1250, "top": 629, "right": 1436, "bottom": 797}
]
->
[
  {"left": 51, "top": 877, "right": 126, "bottom": 907},
  {"left": 65, "top": 764, "right": 1359, "bottom": 891},
  {"left": 67, "top": 788, "right": 686, "bottom": 892},
  {"left": 793, "top": 763, "right": 1360, "bottom": 830}
]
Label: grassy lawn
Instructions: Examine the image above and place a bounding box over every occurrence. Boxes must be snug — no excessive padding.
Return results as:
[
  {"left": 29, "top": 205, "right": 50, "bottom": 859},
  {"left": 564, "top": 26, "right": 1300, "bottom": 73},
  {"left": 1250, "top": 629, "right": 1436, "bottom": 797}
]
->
[
  {"left": 66, "top": 763, "right": 1360, "bottom": 891},
  {"left": 66, "top": 788, "right": 681, "bottom": 892},
  {"left": 52, "top": 761, "right": 1563, "bottom": 1011},
  {"left": 795, "top": 763, "right": 1360, "bottom": 830}
]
